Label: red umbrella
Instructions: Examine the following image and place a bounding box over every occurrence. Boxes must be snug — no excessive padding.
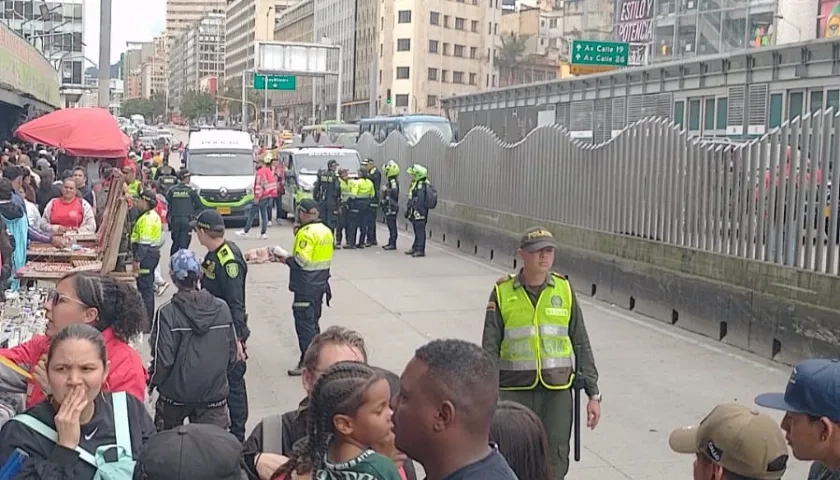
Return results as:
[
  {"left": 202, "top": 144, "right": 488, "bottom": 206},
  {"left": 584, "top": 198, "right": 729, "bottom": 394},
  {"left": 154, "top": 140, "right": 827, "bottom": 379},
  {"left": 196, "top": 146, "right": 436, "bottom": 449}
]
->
[{"left": 14, "top": 107, "right": 130, "bottom": 158}]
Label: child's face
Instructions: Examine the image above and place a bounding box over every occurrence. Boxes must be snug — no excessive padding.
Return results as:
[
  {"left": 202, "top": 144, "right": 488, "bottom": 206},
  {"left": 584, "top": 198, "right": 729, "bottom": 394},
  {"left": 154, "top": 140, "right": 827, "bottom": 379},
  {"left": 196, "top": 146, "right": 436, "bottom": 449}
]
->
[{"left": 346, "top": 378, "right": 394, "bottom": 447}]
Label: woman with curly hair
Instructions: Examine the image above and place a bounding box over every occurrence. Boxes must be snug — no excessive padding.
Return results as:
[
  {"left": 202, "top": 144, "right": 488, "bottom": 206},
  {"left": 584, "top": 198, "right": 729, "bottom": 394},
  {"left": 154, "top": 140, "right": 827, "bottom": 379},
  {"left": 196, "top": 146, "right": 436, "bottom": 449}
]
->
[{"left": 0, "top": 272, "right": 148, "bottom": 409}]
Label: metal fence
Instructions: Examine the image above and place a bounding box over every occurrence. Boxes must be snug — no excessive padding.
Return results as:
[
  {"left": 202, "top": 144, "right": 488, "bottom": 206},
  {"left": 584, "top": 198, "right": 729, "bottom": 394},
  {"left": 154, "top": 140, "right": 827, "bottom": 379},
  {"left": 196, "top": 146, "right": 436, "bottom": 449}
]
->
[{"left": 302, "top": 109, "right": 840, "bottom": 275}]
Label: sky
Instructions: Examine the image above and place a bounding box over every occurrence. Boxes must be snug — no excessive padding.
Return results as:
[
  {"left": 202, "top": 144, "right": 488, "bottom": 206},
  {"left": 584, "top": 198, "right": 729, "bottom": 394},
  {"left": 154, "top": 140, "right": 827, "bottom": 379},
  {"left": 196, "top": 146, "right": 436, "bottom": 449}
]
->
[{"left": 83, "top": 0, "right": 166, "bottom": 65}]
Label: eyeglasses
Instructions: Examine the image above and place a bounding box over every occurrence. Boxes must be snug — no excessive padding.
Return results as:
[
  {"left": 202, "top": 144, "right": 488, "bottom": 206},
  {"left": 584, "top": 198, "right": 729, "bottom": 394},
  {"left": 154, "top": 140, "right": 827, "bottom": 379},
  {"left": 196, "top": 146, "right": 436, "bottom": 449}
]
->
[{"left": 45, "top": 289, "right": 87, "bottom": 308}]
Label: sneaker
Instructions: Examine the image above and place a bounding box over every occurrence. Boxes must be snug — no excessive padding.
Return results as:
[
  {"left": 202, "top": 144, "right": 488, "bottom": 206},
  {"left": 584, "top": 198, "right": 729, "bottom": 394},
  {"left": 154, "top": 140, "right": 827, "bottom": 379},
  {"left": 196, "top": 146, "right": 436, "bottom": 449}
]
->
[
  {"left": 235, "top": 230, "right": 247, "bottom": 237},
  {"left": 404, "top": 249, "right": 415, "bottom": 255},
  {"left": 267, "top": 221, "right": 272, "bottom": 227},
  {"left": 287, "top": 363, "right": 304, "bottom": 376},
  {"left": 155, "top": 282, "right": 170, "bottom": 296},
  {"left": 382, "top": 245, "right": 396, "bottom": 250},
  {"left": 259, "top": 234, "right": 268, "bottom": 240}
]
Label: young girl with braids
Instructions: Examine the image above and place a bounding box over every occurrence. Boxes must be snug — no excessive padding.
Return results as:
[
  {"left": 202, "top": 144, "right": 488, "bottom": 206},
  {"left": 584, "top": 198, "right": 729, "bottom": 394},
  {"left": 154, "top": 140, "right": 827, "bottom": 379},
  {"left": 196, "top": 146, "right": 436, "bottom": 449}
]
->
[{"left": 271, "top": 361, "right": 403, "bottom": 480}]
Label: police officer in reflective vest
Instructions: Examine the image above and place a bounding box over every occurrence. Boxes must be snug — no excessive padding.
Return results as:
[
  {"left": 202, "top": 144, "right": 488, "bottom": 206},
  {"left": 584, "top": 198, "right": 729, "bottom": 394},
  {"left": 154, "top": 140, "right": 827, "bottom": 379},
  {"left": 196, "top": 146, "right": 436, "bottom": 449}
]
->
[
  {"left": 482, "top": 227, "right": 602, "bottom": 480},
  {"left": 335, "top": 168, "right": 352, "bottom": 247},
  {"left": 313, "top": 159, "right": 340, "bottom": 235},
  {"left": 192, "top": 209, "right": 250, "bottom": 441},
  {"left": 347, "top": 169, "right": 375, "bottom": 249},
  {"left": 404, "top": 164, "right": 429, "bottom": 257},
  {"left": 274, "top": 199, "right": 334, "bottom": 376},
  {"left": 362, "top": 159, "right": 382, "bottom": 246},
  {"left": 131, "top": 189, "right": 164, "bottom": 332},
  {"left": 165, "top": 169, "right": 202, "bottom": 256},
  {"left": 380, "top": 160, "right": 400, "bottom": 250}
]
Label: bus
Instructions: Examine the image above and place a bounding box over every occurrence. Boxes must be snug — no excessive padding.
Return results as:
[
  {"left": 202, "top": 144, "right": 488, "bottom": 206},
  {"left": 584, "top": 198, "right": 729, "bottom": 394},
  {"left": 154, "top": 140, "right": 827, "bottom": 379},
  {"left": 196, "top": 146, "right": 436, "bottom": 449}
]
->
[
  {"left": 300, "top": 121, "right": 359, "bottom": 143},
  {"left": 357, "top": 115, "right": 454, "bottom": 144}
]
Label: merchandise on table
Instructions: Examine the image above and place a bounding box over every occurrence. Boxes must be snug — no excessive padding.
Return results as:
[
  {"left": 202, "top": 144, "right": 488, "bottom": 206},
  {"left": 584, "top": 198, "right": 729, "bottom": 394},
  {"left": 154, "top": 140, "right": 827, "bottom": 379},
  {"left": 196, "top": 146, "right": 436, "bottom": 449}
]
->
[
  {"left": 70, "top": 260, "right": 103, "bottom": 272},
  {"left": 0, "top": 288, "right": 48, "bottom": 349},
  {"left": 21, "top": 262, "right": 74, "bottom": 273}
]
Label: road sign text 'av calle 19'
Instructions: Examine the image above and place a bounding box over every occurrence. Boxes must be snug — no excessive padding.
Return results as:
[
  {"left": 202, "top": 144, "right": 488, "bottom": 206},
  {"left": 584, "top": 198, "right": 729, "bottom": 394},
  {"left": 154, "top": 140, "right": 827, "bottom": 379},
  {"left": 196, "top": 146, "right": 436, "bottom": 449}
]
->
[
  {"left": 570, "top": 40, "right": 630, "bottom": 67},
  {"left": 253, "top": 74, "right": 296, "bottom": 91}
]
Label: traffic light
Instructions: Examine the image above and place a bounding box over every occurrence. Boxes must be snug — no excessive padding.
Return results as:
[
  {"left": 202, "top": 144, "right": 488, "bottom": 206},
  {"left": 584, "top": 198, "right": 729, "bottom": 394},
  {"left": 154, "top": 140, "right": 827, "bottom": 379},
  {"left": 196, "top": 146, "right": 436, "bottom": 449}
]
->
[{"left": 385, "top": 89, "right": 392, "bottom": 105}]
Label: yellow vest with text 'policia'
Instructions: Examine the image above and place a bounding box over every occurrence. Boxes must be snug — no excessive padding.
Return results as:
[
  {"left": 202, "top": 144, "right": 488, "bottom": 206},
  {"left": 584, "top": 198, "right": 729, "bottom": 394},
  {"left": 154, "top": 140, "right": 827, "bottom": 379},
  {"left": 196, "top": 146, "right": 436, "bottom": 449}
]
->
[{"left": 495, "top": 273, "right": 574, "bottom": 391}]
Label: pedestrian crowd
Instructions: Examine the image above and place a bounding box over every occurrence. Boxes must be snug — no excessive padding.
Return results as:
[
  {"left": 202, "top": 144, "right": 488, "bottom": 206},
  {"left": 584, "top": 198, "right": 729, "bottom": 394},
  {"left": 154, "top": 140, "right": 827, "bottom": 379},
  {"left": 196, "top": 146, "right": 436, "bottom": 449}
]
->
[{"left": 1, "top": 139, "right": 839, "bottom": 480}]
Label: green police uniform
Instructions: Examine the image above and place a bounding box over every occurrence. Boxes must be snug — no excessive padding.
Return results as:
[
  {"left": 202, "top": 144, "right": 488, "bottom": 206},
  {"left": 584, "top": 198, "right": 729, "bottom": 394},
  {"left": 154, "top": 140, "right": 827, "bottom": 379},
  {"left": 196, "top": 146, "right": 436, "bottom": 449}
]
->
[{"left": 483, "top": 270, "right": 599, "bottom": 480}]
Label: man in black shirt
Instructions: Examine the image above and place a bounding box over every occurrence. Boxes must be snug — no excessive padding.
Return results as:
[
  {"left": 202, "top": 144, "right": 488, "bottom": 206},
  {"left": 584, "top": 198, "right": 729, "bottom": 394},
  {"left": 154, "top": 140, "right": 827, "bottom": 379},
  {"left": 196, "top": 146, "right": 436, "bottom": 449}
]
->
[
  {"left": 166, "top": 169, "right": 202, "bottom": 255},
  {"left": 191, "top": 209, "right": 250, "bottom": 442},
  {"left": 393, "top": 339, "right": 517, "bottom": 480}
]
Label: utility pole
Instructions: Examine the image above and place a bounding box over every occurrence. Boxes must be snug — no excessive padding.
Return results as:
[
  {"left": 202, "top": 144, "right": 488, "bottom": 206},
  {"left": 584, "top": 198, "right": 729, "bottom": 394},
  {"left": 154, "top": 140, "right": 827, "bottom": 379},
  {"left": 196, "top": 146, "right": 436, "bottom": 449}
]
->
[{"left": 97, "top": 0, "right": 112, "bottom": 108}]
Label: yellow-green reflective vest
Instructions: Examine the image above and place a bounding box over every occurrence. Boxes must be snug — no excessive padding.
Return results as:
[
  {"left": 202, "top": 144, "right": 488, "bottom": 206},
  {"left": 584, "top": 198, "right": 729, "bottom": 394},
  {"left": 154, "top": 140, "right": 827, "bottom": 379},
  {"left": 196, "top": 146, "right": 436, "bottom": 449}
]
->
[
  {"left": 352, "top": 178, "right": 375, "bottom": 199},
  {"left": 293, "top": 221, "right": 334, "bottom": 271},
  {"left": 127, "top": 180, "right": 142, "bottom": 198},
  {"left": 339, "top": 178, "right": 352, "bottom": 201},
  {"left": 131, "top": 209, "right": 164, "bottom": 247},
  {"left": 495, "top": 274, "right": 574, "bottom": 391}
]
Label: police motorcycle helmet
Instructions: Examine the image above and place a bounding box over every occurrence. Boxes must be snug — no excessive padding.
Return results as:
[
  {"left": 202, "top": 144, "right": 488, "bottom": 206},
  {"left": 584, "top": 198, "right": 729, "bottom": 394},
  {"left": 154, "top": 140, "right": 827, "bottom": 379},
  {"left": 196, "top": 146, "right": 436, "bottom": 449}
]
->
[
  {"left": 383, "top": 160, "right": 400, "bottom": 178},
  {"left": 410, "top": 164, "right": 428, "bottom": 180}
]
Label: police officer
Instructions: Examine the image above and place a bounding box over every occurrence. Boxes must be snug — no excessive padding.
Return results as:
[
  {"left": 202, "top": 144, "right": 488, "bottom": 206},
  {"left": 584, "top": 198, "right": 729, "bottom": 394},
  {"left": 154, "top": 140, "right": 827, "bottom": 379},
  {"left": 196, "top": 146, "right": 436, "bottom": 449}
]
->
[
  {"left": 273, "top": 199, "right": 334, "bottom": 376},
  {"left": 363, "top": 159, "right": 382, "bottom": 246},
  {"left": 405, "top": 164, "right": 430, "bottom": 257},
  {"left": 165, "top": 169, "right": 202, "bottom": 256},
  {"left": 155, "top": 161, "right": 177, "bottom": 194},
  {"left": 131, "top": 189, "right": 164, "bottom": 332},
  {"left": 482, "top": 227, "right": 602, "bottom": 480},
  {"left": 380, "top": 160, "right": 400, "bottom": 250},
  {"left": 335, "top": 168, "right": 352, "bottom": 247},
  {"left": 191, "top": 209, "right": 250, "bottom": 442},
  {"left": 352, "top": 168, "right": 376, "bottom": 248},
  {"left": 313, "top": 159, "right": 340, "bottom": 235}
]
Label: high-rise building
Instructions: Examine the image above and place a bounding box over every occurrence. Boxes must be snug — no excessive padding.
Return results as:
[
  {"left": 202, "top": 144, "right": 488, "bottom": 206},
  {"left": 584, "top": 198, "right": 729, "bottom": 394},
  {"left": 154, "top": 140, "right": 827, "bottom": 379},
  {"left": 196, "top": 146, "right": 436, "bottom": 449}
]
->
[
  {"left": 168, "top": 12, "right": 226, "bottom": 111},
  {"left": 225, "top": 0, "right": 296, "bottom": 93},
  {"left": 271, "top": 0, "right": 315, "bottom": 126},
  {"left": 378, "top": 0, "right": 495, "bottom": 115},
  {"left": 139, "top": 35, "right": 167, "bottom": 99},
  {"left": 0, "top": 0, "right": 85, "bottom": 104},
  {"left": 166, "top": 0, "right": 226, "bottom": 44}
]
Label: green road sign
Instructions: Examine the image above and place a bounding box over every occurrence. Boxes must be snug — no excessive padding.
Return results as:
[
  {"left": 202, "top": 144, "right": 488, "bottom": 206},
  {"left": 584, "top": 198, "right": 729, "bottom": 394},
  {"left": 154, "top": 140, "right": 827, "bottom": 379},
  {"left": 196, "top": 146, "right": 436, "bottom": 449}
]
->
[
  {"left": 570, "top": 40, "right": 630, "bottom": 67},
  {"left": 253, "top": 74, "right": 296, "bottom": 91}
]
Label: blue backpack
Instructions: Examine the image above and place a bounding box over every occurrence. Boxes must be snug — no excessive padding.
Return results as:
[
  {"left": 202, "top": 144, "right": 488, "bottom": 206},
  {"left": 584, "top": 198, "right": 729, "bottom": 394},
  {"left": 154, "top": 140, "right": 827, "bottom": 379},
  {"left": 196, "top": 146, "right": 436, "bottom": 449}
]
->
[{"left": 13, "top": 392, "right": 136, "bottom": 479}]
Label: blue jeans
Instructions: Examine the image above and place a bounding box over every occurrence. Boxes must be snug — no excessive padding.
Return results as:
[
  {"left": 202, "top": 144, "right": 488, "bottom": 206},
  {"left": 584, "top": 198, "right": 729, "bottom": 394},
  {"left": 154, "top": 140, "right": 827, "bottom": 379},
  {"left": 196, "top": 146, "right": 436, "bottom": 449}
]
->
[{"left": 244, "top": 198, "right": 270, "bottom": 235}]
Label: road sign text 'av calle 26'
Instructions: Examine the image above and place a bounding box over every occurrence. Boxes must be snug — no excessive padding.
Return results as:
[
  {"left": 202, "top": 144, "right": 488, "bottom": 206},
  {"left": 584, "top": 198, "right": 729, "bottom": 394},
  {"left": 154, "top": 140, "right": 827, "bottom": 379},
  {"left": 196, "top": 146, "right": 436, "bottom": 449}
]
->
[{"left": 570, "top": 40, "right": 630, "bottom": 67}]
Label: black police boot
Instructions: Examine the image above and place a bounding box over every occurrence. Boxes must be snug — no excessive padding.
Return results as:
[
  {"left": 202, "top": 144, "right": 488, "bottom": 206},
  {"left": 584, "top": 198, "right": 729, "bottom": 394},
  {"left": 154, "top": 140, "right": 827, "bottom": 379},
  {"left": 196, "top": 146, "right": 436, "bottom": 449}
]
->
[
  {"left": 344, "top": 244, "right": 357, "bottom": 249},
  {"left": 287, "top": 362, "right": 304, "bottom": 376},
  {"left": 412, "top": 251, "right": 426, "bottom": 258},
  {"left": 382, "top": 244, "right": 396, "bottom": 251}
]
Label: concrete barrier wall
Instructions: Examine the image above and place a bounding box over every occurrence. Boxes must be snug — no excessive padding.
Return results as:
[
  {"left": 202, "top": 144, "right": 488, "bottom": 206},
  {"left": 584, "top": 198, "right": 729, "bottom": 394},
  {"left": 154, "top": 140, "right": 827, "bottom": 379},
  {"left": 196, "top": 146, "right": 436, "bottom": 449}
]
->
[{"left": 345, "top": 119, "right": 840, "bottom": 365}]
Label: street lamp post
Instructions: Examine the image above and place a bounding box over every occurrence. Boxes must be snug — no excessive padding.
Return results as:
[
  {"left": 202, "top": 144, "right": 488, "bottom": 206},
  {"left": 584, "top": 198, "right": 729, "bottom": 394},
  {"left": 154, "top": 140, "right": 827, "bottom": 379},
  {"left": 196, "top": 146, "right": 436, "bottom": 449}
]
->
[{"left": 97, "top": 0, "right": 113, "bottom": 108}]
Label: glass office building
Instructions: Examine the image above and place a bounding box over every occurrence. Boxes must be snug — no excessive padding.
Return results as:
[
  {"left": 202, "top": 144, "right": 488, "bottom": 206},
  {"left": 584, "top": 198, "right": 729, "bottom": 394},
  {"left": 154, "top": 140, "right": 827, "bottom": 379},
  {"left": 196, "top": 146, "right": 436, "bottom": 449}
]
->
[{"left": 0, "top": 0, "right": 85, "bottom": 87}]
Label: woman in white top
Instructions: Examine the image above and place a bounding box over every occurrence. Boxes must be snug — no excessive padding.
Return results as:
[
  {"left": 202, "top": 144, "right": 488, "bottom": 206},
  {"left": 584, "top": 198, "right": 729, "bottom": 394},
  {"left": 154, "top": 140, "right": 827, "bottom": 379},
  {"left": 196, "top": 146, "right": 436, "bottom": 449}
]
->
[{"left": 40, "top": 178, "right": 96, "bottom": 235}]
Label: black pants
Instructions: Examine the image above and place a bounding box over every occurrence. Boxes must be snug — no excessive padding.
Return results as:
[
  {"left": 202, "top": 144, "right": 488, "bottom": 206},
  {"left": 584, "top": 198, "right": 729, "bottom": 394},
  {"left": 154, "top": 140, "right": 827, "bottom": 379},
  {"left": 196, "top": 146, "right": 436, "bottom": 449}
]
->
[
  {"left": 169, "top": 219, "right": 191, "bottom": 256},
  {"left": 411, "top": 219, "right": 427, "bottom": 253},
  {"left": 292, "top": 293, "right": 323, "bottom": 363},
  {"left": 227, "top": 360, "right": 249, "bottom": 442},
  {"left": 385, "top": 213, "right": 398, "bottom": 246},
  {"left": 137, "top": 249, "right": 160, "bottom": 333},
  {"left": 154, "top": 399, "right": 230, "bottom": 432},
  {"left": 366, "top": 205, "right": 378, "bottom": 244},
  {"left": 335, "top": 207, "right": 347, "bottom": 244},
  {"left": 358, "top": 206, "right": 372, "bottom": 246},
  {"left": 346, "top": 210, "right": 359, "bottom": 246},
  {"left": 319, "top": 203, "right": 337, "bottom": 231}
]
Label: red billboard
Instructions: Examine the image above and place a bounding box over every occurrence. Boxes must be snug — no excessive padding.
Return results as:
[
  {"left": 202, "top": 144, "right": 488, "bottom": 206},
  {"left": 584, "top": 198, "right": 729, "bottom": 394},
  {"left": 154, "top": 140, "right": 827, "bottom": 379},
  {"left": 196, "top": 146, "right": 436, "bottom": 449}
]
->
[{"left": 819, "top": 0, "right": 840, "bottom": 37}]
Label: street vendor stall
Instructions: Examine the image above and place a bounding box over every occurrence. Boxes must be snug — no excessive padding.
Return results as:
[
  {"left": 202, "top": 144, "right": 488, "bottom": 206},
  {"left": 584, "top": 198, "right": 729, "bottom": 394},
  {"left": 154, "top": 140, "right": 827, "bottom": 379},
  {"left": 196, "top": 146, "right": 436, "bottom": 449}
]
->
[{"left": 15, "top": 170, "right": 134, "bottom": 285}]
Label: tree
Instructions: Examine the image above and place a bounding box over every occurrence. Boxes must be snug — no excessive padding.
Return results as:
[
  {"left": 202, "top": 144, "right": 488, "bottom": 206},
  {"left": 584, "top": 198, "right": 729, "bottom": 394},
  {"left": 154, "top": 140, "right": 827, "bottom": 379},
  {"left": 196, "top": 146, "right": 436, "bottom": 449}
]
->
[
  {"left": 180, "top": 90, "right": 217, "bottom": 120},
  {"left": 496, "top": 33, "right": 529, "bottom": 86},
  {"left": 220, "top": 77, "right": 262, "bottom": 124},
  {"left": 120, "top": 93, "right": 166, "bottom": 122}
]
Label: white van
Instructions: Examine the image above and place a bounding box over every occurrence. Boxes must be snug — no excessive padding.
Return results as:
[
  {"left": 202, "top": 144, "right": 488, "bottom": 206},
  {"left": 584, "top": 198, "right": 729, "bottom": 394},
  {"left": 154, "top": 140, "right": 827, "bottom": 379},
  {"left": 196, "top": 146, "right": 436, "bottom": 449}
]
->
[{"left": 185, "top": 130, "right": 256, "bottom": 221}]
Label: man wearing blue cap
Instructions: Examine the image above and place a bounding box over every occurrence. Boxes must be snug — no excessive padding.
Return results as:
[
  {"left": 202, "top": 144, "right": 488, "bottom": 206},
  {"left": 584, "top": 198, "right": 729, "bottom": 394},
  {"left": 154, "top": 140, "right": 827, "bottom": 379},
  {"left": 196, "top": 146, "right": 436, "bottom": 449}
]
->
[
  {"left": 755, "top": 358, "right": 840, "bottom": 480},
  {"left": 148, "top": 249, "right": 238, "bottom": 432}
]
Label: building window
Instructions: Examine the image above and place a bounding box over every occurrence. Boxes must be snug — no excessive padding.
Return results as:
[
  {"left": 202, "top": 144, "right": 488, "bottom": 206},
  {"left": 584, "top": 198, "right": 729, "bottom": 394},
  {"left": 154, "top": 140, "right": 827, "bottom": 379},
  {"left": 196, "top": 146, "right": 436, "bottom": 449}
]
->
[
  {"left": 549, "top": 18, "right": 557, "bottom": 28},
  {"left": 396, "top": 66, "right": 410, "bottom": 79},
  {"left": 454, "top": 44, "right": 465, "bottom": 57},
  {"left": 397, "top": 38, "right": 411, "bottom": 51},
  {"left": 471, "top": 20, "right": 479, "bottom": 33},
  {"left": 430, "top": 11, "right": 440, "bottom": 25},
  {"left": 395, "top": 94, "right": 409, "bottom": 107},
  {"left": 427, "top": 95, "right": 438, "bottom": 107},
  {"left": 428, "top": 67, "right": 438, "bottom": 80},
  {"left": 441, "top": 70, "right": 449, "bottom": 82},
  {"left": 470, "top": 46, "right": 478, "bottom": 58},
  {"left": 455, "top": 17, "right": 465, "bottom": 30},
  {"left": 398, "top": 10, "right": 411, "bottom": 23},
  {"left": 429, "top": 40, "right": 439, "bottom": 53},
  {"left": 469, "top": 73, "right": 477, "bottom": 85},
  {"left": 453, "top": 71, "right": 464, "bottom": 83}
]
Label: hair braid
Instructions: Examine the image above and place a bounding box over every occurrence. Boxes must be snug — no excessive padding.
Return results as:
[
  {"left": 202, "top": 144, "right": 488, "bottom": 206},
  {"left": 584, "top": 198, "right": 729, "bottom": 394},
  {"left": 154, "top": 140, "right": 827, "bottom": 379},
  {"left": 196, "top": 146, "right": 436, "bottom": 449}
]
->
[{"left": 273, "top": 361, "right": 383, "bottom": 478}]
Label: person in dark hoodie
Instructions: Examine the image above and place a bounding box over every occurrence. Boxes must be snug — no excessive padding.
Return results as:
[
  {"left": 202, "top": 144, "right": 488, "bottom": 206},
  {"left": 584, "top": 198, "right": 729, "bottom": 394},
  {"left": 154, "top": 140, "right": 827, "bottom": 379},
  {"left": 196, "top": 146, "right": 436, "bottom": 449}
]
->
[{"left": 148, "top": 248, "right": 238, "bottom": 431}]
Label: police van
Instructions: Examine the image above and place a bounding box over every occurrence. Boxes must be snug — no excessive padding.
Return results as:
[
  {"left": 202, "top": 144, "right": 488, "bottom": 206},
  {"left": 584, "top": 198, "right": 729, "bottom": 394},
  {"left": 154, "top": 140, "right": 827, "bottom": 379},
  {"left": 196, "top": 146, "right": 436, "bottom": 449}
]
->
[
  {"left": 278, "top": 146, "right": 362, "bottom": 221},
  {"left": 185, "top": 130, "right": 256, "bottom": 221}
]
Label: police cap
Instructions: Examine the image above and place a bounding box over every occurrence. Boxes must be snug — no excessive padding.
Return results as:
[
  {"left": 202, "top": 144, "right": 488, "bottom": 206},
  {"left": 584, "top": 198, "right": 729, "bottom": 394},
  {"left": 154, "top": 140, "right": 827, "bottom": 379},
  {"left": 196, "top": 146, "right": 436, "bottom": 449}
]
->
[
  {"left": 297, "top": 198, "right": 319, "bottom": 214},
  {"left": 190, "top": 209, "right": 226, "bottom": 232},
  {"left": 519, "top": 226, "right": 557, "bottom": 252},
  {"left": 177, "top": 168, "right": 191, "bottom": 180}
]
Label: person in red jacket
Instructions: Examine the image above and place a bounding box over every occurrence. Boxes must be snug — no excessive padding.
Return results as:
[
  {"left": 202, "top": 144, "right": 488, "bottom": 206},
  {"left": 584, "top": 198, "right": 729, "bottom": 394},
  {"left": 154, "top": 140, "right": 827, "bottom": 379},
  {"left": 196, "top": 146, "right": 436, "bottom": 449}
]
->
[
  {"left": 0, "top": 272, "right": 148, "bottom": 409},
  {"left": 236, "top": 155, "right": 277, "bottom": 239}
]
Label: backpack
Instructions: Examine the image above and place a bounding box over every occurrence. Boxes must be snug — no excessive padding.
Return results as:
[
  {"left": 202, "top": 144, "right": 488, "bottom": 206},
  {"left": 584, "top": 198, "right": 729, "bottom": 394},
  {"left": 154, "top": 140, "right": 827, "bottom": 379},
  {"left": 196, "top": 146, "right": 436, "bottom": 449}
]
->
[
  {"left": 424, "top": 183, "right": 438, "bottom": 209},
  {"left": 13, "top": 392, "right": 136, "bottom": 479}
]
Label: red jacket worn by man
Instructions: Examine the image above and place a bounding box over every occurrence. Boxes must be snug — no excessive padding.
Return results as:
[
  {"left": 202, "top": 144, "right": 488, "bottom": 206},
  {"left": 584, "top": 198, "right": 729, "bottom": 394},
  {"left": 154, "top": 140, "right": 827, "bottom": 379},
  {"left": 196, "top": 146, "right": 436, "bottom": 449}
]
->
[
  {"left": 254, "top": 162, "right": 278, "bottom": 201},
  {"left": 0, "top": 327, "right": 147, "bottom": 408}
]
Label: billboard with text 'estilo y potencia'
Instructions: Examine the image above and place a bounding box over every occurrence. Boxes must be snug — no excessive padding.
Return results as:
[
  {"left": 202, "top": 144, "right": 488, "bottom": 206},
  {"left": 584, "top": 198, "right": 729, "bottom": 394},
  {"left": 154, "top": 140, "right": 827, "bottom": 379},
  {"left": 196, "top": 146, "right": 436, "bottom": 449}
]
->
[{"left": 614, "top": 0, "right": 653, "bottom": 66}]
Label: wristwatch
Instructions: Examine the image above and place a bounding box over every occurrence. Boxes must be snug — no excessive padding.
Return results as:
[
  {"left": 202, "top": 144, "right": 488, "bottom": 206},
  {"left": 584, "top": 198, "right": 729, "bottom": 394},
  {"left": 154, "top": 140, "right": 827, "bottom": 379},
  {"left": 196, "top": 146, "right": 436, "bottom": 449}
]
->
[{"left": 589, "top": 393, "right": 602, "bottom": 403}]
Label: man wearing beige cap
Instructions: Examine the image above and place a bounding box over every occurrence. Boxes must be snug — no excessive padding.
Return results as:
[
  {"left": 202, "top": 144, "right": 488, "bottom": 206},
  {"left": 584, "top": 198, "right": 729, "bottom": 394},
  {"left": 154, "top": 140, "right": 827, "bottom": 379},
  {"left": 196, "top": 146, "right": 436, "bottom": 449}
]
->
[
  {"left": 669, "top": 403, "right": 789, "bottom": 480},
  {"left": 482, "top": 226, "right": 601, "bottom": 479}
]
